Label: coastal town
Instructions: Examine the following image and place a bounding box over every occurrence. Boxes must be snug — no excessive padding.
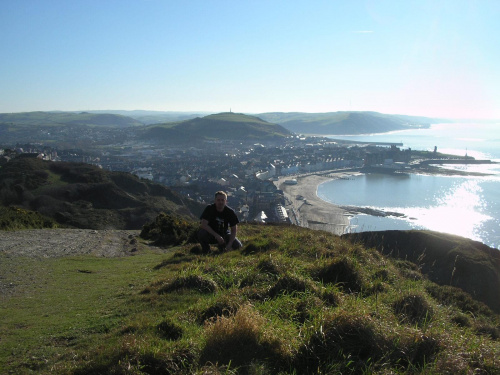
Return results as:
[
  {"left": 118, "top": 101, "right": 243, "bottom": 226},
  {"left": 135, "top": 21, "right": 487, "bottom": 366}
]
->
[{"left": 3, "top": 129, "right": 485, "bottom": 234}]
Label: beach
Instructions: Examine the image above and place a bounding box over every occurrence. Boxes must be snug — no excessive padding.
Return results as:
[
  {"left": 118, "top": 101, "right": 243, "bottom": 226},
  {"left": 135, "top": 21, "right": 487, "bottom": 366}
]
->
[{"left": 275, "top": 171, "right": 360, "bottom": 236}]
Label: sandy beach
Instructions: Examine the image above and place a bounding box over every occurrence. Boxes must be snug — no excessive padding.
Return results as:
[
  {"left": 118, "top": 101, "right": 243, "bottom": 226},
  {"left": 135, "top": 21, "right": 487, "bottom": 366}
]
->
[{"left": 275, "top": 171, "right": 361, "bottom": 236}]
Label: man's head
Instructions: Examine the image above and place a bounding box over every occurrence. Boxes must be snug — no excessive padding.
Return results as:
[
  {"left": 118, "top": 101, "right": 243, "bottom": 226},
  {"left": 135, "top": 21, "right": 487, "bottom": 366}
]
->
[{"left": 214, "top": 191, "right": 227, "bottom": 212}]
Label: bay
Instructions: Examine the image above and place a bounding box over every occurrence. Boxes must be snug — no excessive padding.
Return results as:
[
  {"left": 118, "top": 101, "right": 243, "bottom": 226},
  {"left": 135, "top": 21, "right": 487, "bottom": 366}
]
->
[{"left": 319, "top": 123, "right": 500, "bottom": 249}]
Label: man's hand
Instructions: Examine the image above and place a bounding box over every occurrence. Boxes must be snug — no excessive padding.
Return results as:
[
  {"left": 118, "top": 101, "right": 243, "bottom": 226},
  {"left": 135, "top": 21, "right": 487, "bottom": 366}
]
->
[{"left": 216, "top": 235, "right": 225, "bottom": 245}]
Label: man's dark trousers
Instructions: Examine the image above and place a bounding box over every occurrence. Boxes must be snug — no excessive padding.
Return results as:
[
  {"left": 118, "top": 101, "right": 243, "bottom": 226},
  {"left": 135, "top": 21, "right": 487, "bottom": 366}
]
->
[{"left": 197, "top": 229, "right": 242, "bottom": 252}]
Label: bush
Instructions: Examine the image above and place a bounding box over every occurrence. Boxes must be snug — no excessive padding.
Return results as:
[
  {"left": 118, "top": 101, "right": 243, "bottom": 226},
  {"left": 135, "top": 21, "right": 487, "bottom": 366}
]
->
[
  {"left": 0, "top": 206, "right": 58, "bottom": 230},
  {"left": 141, "top": 212, "right": 198, "bottom": 247}
]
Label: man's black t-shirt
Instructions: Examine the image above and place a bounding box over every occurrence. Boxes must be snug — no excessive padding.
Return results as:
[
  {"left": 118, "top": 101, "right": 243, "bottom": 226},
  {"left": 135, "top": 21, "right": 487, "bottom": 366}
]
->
[{"left": 200, "top": 204, "right": 239, "bottom": 236}]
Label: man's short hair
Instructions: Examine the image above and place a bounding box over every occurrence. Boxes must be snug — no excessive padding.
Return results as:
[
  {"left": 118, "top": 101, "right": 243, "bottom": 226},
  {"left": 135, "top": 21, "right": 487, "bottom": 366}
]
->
[{"left": 215, "top": 191, "right": 227, "bottom": 199}]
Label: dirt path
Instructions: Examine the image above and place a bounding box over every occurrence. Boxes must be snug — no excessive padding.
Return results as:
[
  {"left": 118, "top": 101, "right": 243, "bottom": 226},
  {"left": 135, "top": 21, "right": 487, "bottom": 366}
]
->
[
  {"left": 0, "top": 228, "right": 142, "bottom": 258},
  {"left": 0, "top": 228, "right": 163, "bottom": 299}
]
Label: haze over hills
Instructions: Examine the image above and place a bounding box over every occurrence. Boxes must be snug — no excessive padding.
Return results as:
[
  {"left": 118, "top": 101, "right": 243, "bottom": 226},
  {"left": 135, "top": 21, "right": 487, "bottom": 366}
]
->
[
  {"left": 257, "top": 111, "right": 443, "bottom": 135},
  {"left": 0, "top": 110, "right": 448, "bottom": 144},
  {"left": 0, "top": 111, "right": 143, "bottom": 128}
]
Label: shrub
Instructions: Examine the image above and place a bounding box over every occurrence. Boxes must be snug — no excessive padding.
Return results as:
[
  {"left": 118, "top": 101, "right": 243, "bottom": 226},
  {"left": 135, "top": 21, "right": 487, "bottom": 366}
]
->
[
  {"left": 141, "top": 212, "right": 198, "bottom": 247},
  {"left": 0, "top": 206, "right": 58, "bottom": 230}
]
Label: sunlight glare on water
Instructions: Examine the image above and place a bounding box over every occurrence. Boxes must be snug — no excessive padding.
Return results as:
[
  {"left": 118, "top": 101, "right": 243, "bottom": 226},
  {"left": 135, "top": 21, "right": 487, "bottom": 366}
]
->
[
  {"left": 322, "top": 122, "right": 500, "bottom": 248},
  {"left": 399, "top": 179, "right": 491, "bottom": 241}
]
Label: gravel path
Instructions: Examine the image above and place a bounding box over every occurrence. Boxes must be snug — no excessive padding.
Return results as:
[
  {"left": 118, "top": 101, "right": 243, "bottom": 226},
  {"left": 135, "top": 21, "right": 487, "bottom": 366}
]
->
[
  {"left": 0, "top": 229, "right": 151, "bottom": 299},
  {"left": 0, "top": 228, "right": 142, "bottom": 258}
]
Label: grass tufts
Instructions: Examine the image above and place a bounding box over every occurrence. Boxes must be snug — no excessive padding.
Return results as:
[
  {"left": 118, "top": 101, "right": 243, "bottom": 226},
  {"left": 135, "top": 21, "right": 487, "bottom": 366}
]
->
[
  {"left": 294, "top": 312, "right": 387, "bottom": 373},
  {"left": 393, "top": 259, "right": 424, "bottom": 281},
  {"left": 397, "top": 333, "right": 442, "bottom": 370},
  {"left": 475, "top": 324, "right": 500, "bottom": 340},
  {"left": 199, "top": 304, "right": 284, "bottom": 373},
  {"left": 156, "top": 319, "right": 183, "bottom": 340},
  {"left": 268, "top": 275, "right": 313, "bottom": 298},
  {"left": 392, "top": 293, "right": 434, "bottom": 326},
  {"left": 256, "top": 257, "right": 282, "bottom": 276},
  {"left": 3, "top": 221, "right": 500, "bottom": 374},
  {"left": 158, "top": 275, "right": 218, "bottom": 294},
  {"left": 426, "top": 283, "right": 494, "bottom": 316},
  {"left": 312, "top": 257, "right": 366, "bottom": 293},
  {"left": 241, "top": 238, "right": 280, "bottom": 255},
  {"left": 450, "top": 312, "right": 471, "bottom": 327},
  {"left": 197, "top": 296, "right": 241, "bottom": 324}
]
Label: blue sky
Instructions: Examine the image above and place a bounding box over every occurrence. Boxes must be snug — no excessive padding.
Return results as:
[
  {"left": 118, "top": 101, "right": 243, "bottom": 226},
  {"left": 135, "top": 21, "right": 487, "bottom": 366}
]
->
[{"left": 1, "top": 0, "right": 499, "bottom": 119}]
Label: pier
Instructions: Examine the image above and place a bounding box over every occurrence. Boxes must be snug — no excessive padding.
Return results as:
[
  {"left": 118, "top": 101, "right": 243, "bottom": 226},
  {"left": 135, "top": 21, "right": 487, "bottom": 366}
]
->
[{"left": 418, "top": 159, "right": 497, "bottom": 165}]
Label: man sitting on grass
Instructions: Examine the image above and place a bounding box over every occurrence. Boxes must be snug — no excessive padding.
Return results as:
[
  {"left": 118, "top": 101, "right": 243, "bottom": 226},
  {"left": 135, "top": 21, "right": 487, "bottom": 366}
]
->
[{"left": 198, "top": 191, "right": 242, "bottom": 253}]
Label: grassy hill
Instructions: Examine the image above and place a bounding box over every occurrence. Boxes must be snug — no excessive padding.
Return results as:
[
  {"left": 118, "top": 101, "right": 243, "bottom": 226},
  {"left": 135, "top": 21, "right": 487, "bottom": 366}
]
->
[
  {"left": 140, "top": 112, "right": 291, "bottom": 143},
  {"left": 258, "top": 111, "right": 440, "bottom": 135},
  {"left": 0, "top": 154, "right": 203, "bottom": 230},
  {"left": 0, "top": 111, "right": 143, "bottom": 128},
  {"left": 343, "top": 230, "right": 500, "bottom": 314},
  {"left": 0, "top": 222, "right": 498, "bottom": 374}
]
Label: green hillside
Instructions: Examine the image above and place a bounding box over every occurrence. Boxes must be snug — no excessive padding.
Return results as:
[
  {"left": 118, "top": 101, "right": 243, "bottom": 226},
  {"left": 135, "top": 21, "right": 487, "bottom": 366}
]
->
[
  {"left": 0, "top": 155, "right": 202, "bottom": 229},
  {"left": 141, "top": 112, "right": 291, "bottom": 143},
  {"left": 0, "top": 111, "right": 143, "bottom": 127},
  {"left": 258, "top": 111, "right": 440, "bottom": 135},
  {"left": 1, "top": 222, "right": 498, "bottom": 374}
]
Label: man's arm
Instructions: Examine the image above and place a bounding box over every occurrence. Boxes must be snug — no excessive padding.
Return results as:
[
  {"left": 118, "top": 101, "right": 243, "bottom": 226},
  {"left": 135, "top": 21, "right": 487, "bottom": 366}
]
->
[
  {"left": 225, "top": 224, "right": 237, "bottom": 251},
  {"left": 200, "top": 219, "right": 225, "bottom": 245}
]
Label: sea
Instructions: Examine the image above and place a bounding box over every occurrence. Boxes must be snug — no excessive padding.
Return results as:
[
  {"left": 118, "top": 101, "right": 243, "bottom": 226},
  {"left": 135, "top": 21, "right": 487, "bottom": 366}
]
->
[{"left": 317, "top": 122, "right": 500, "bottom": 249}]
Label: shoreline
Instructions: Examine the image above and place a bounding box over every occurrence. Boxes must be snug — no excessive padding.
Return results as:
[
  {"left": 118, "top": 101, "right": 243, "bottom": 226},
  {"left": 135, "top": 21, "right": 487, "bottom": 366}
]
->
[
  {"left": 275, "top": 171, "right": 361, "bottom": 236},
  {"left": 274, "top": 166, "right": 493, "bottom": 237}
]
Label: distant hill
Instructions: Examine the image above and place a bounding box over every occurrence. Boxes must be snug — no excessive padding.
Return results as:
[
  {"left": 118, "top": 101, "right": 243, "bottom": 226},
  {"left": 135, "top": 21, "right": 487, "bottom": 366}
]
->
[
  {"left": 86, "top": 110, "right": 214, "bottom": 125},
  {"left": 0, "top": 111, "right": 143, "bottom": 128},
  {"left": 257, "top": 111, "right": 443, "bottom": 135},
  {"left": 0, "top": 155, "right": 203, "bottom": 230},
  {"left": 140, "top": 112, "right": 291, "bottom": 143}
]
